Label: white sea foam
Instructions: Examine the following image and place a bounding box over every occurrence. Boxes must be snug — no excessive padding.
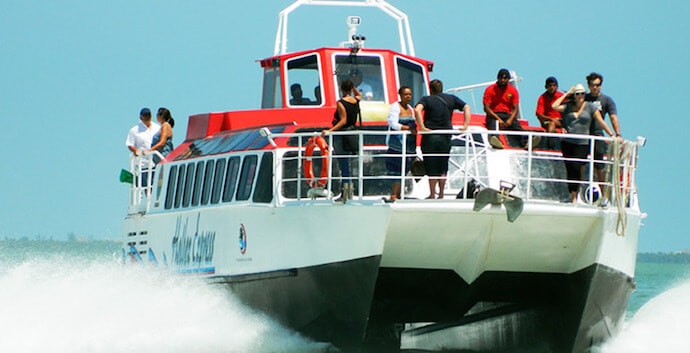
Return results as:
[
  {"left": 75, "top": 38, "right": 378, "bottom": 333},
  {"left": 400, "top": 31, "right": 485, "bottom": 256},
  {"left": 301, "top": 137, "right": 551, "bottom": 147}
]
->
[
  {"left": 601, "top": 279, "right": 690, "bottom": 353},
  {"left": 0, "top": 257, "right": 333, "bottom": 353}
]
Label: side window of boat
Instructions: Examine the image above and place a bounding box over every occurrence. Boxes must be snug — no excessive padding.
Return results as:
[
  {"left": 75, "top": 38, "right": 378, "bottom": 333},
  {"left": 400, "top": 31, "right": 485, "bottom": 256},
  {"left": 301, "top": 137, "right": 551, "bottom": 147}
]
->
[
  {"left": 253, "top": 152, "right": 274, "bottom": 203},
  {"left": 190, "top": 161, "right": 205, "bottom": 206},
  {"left": 182, "top": 162, "right": 196, "bottom": 207},
  {"left": 164, "top": 165, "right": 178, "bottom": 210},
  {"left": 200, "top": 159, "right": 215, "bottom": 205},
  {"left": 222, "top": 156, "right": 241, "bottom": 202},
  {"left": 174, "top": 164, "right": 186, "bottom": 209},
  {"left": 262, "top": 67, "right": 282, "bottom": 109},
  {"left": 286, "top": 54, "right": 322, "bottom": 107},
  {"left": 236, "top": 155, "right": 258, "bottom": 201},
  {"left": 211, "top": 158, "right": 227, "bottom": 204},
  {"left": 395, "top": 57, "right": 426, "bottom": 104}
]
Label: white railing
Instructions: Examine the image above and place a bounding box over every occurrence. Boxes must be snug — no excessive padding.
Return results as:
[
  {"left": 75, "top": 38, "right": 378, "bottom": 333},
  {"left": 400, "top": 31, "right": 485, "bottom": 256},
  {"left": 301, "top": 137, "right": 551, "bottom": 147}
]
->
[
  {"left": 124, "top": 129, "right": 643, "bottom": 220},
  {"left": 274, "top": 129, "right": 643, "bottom": 209},
  {"left": 127, "top": 151, "right": 164, "bottom": 213}
]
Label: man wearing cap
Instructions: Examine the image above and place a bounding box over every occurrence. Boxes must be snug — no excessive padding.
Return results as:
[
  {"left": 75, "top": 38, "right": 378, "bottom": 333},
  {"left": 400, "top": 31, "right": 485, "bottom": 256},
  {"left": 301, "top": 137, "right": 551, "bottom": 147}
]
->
[
  {"left": 126, "top": 108, "right": 160, "bottom": 156},
  {"left": 585, "top": 72, "right": 621, "bottom": 183},
  {"left": 483, "top": 68, "right": 538, "bottom": 149}
]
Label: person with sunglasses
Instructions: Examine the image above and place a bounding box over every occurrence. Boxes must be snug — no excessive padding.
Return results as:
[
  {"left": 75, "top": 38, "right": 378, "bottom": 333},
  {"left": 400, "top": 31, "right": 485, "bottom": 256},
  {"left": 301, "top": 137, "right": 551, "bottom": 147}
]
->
[
  {"left": 585, "top": 72, "right": 621, "bottom": 184},
  {"left": 551, "top": 84, "right": 618, "bottom": 203}
]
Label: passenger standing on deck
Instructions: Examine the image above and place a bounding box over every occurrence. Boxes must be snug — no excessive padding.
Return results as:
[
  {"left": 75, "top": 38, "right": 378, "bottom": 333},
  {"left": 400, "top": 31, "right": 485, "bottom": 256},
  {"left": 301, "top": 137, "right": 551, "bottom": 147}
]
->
[
  {"left": 126, "top": 107, "right": 160, "bottom": 156},
  {"left": 385, "top": 86, "right": 417, "bottom": 202},
  {"left": 551, "top": 84, "right": 619, "bottom": 203},
  {"left": 414, "top": 79, "right": 471, "bottom": 199},
  {"left": 483, "top": 68, "right": 539, "bottom": 149},
  {"left": 147, "top": 107, "right": 175, "bottom": 163},
  {"left": 322, "top": 79, "right": 362, "bottom": 202},
  {"left": 585, "top": 72, "right": 621, "bottom": 182}
]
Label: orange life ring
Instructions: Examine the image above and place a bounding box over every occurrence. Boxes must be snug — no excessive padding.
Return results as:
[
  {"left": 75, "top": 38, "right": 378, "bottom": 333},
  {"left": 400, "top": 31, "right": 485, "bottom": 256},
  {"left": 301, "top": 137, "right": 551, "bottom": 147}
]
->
[{"left": 303, "top": 136, "right": 329, "bottom": 188}]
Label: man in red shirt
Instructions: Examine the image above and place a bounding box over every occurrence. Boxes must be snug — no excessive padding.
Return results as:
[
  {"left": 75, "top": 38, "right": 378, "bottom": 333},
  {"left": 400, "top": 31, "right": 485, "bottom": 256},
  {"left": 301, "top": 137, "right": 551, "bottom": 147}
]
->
[
  {"left": 483, "top": 68, "right": 538, "bottom": 149},
  {"left": 535, "top": 76, "right": 564, "bottom": 132}
]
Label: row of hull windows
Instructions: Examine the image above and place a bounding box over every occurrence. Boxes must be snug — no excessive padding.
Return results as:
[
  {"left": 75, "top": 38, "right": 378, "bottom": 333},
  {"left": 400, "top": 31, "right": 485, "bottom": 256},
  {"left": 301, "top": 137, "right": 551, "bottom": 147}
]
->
[
  {"left": 164, "top": 152, "right": 273, "bottom": 210},
  {"left": 160, "top": 144, "right": 579, "bottom": 209}
]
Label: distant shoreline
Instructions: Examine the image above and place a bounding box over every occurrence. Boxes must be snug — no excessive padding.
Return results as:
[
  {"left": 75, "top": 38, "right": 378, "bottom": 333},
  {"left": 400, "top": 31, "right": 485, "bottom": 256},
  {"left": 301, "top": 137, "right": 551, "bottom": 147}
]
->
[{"left": 638, "top": 252, "right": 690, "bottom": 264}]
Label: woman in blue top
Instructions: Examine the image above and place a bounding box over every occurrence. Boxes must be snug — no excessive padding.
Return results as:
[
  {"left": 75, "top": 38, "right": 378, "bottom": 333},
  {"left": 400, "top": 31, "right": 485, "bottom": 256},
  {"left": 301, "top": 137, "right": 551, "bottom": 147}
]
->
[
  {"left": 385, "top": 86, "right": 417, "bottom": 201},
  {"left": 148, "top": 107, "right": 175, "bottom": 163},
  {"left": 552, "top": 84, "right": 617, "bottom": 203}
]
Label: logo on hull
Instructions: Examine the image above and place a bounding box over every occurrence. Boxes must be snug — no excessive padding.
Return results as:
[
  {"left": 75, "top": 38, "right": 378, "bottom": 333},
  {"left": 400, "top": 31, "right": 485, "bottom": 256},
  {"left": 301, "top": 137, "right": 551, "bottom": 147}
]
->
[
  {"left": 171, "top": 213, "right": 216, "bottom": 268},
  {"left": 239, "top": 223, "right": 247, "bottom": 255}
]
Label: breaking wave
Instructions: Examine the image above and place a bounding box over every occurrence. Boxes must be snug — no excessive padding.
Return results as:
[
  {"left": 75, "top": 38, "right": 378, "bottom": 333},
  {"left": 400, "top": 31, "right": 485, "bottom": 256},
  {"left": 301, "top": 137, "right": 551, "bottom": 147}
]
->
[
  {"left": 601, "top": 280, "right": 690, "bottom": 353},
  {"left": 0, "top": 256, "right": 333, "bottom": 353}
]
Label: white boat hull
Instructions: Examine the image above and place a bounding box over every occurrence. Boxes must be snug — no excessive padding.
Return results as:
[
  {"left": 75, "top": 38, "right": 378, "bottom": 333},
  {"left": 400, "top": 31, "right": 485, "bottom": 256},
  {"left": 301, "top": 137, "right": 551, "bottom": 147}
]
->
[
  {"left": 366, "top": 200, "right": 642, "bottom": 353},
  {"left": 123, "top": 201, "right": 390, "bottom": 348}
]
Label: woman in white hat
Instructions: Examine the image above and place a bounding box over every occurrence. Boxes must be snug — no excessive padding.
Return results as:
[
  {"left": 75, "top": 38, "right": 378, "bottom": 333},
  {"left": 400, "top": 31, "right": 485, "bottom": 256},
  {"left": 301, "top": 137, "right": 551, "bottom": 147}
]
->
[{"left": 551, "top": 83, "right": 619, "bottom": 203}]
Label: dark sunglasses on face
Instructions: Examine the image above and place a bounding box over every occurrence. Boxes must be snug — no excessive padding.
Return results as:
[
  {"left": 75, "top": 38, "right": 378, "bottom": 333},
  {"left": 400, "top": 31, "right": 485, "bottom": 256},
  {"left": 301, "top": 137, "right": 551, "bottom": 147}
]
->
[
  {"left": 589, "top": 83, "right": 601, "bottom": 87},
  {"left": 574, "top": 92, "right": 586, "bottom": 96}
]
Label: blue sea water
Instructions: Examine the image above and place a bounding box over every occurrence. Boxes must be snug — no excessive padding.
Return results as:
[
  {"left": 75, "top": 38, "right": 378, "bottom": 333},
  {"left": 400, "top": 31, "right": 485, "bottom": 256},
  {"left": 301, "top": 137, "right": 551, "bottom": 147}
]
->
[{"left": 1, "top": 240, "right": 689, "bottom": 353}]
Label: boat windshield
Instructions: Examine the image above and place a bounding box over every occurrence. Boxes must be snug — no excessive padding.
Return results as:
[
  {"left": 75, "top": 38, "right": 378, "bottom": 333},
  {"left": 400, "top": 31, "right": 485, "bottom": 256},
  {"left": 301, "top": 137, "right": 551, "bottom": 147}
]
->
[
  {"left": 395, "top": 56, "right": 427, "bottom": 104},
  {"left": 335, "top": 54, "right": 385, "bottom": 102},
  {"left": 286, "top": 54, "right": 322, "bottom": 106}
]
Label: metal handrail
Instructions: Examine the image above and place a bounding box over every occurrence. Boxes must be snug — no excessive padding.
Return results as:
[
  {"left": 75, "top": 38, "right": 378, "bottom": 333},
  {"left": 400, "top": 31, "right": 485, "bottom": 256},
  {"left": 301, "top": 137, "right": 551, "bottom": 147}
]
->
[
  {"left": 274, "top": 128, "right": 641, "bottom": 208},
  {"left": 124, "top": 129, "right": 642, "bottom": 216},
  {"left": 128, "top": 151, "right": 165, "bottom": 213}
]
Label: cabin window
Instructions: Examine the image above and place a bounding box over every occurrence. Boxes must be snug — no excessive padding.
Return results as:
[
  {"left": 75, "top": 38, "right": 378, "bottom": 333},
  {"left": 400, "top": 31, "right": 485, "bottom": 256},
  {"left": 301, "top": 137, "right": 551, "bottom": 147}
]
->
[
  {"left": 190, "top": 161, "right": 205, "bottom": 206},
  {"left": 253, "top": 152, "right": 274, "bottom": 203},
  {"left": 211, "top": 158, "right": 227, "bottom": 204},
  {"left": 286, "top": 54, "right": 322, "bottom": 106},
  {"left": 236, "top": 155, "right": 258, "bottom": 201},
  {"left": 174, "top": 164, "right": 186, "bottom": 208},
  {"left": 182, "top": 162, "right": 196, "bottom": 207},
  {"left": 262, "top": 68, "right": 282, "bottom": 108},
  {"left": 222, "top": 157, "right": 241, "bottom": 202},
  {"left": 200, "top": 160, "right": 215, "bottom": 205},
  {"left": 155, "top": 165, "right": 165, "bottom": 201},
  {"left": 164, "top": 165, "right": 178, "bottom": 210},
  {"left": 334, "top": 54, "right": 385, "bottom": 101},
  {"left": 395, "top": 57, "right": 426, "bottom": 104}
]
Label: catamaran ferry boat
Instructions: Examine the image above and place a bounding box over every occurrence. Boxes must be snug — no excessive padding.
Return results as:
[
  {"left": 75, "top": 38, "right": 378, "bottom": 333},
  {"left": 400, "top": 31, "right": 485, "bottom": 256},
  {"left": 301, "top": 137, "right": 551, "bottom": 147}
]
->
[{"left": 121, "top": 1, "right": 646, "bottom": 352}]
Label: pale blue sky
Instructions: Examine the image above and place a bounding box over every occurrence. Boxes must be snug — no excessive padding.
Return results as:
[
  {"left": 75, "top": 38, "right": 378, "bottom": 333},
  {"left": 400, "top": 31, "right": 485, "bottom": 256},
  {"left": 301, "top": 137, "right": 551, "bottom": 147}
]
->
[{"left": 0, "top": 1, "right": 686, "bottom": 252}]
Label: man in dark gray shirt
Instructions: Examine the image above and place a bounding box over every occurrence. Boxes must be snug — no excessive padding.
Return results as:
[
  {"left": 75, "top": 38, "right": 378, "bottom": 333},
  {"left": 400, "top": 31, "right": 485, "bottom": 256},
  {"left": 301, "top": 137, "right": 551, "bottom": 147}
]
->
[{"left": 585, "top": 72, "right": 621, "bottom": 183}]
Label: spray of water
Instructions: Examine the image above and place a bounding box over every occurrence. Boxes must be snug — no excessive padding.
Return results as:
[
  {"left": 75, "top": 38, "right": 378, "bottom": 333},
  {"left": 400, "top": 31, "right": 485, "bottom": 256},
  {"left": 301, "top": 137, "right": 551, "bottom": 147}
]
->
[
  {"left": 0, "top": 256, "right": 333, "bottom": 353},
  {"left": 601, "top": 280, "right": 690, "bottom": 353}
]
